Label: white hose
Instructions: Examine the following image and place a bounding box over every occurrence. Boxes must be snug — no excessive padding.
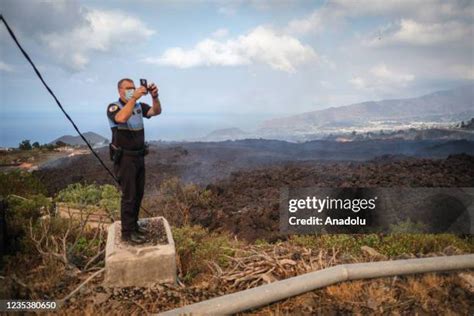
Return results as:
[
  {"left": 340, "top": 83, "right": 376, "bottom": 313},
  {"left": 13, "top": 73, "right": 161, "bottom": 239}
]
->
[{"left": 158, "top": 254, "right": 474, "bottom": 315}]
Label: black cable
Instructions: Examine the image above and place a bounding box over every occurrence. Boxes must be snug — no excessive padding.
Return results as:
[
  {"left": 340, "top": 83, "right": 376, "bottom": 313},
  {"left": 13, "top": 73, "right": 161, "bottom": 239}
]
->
[
  {"left": 0, "top": 15, "right": 117, "bottom": 182},
  {"left": 0, "top": 14, "right": 152, "bottom": 218}
]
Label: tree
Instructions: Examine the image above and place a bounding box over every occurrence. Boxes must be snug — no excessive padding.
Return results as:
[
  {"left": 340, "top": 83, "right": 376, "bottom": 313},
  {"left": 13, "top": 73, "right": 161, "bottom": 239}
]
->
[
  {"left": 55, "top": 141, "right": 67, "bottom": 147},
  {"left": 32, "top": 142, "right": 40, "bottom": 149},
  {"left": 18, "top": 140, "right": 32, "bottom": 150},
  {"left": 43, "top": 144, "right": 55, "bottom": 151}
]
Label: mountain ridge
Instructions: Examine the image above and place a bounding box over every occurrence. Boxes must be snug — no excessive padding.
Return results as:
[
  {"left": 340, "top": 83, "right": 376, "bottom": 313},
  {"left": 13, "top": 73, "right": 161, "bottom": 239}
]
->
[
  {"left": 257, "top": 84, "right": 474, "bottom": 137},
  {"left": 50, "top": 131, "right": 109, "bottom": 147}
]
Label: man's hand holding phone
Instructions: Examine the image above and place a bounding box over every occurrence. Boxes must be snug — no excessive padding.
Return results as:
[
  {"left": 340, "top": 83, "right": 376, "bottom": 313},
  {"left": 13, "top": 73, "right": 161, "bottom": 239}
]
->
[
  {"left": 132, "top": 86, "right": 147, "bottom": 100},
  {"left": 148, "top": 82, "right": 159, "bottom": 99},
  {"left": 140, "top": 78, "right": 159, "bottom": 99}
]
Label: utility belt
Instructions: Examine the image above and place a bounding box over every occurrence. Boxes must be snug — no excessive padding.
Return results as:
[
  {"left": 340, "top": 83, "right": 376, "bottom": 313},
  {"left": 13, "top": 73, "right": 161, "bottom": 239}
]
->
[{"left": 109, "top": 143, "right": 149, "bottom": 163}]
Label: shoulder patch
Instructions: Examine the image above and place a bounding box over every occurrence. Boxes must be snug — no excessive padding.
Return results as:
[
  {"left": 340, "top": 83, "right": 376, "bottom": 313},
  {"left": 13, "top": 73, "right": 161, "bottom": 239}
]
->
[{"left": 109, "top": 105, "right": 119, "bottom": 112}]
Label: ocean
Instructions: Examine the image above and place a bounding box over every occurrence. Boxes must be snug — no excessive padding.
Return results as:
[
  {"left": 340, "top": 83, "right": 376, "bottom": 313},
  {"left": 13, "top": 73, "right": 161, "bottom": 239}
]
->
[{"left": 0, "top": 109, "right": 270, "bottom": 147}]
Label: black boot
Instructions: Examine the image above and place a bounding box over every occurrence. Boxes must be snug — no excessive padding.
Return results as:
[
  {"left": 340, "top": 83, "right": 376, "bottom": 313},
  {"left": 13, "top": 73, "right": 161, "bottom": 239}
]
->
[
  {"left": 136, "top": 225, "right": 148, "bottom": 235},
  {"left": 135, "top": 222, "right": 148, "bottom": 235},
  {"left": 122, "top": 231, "right": 146, "bottom": 245}
]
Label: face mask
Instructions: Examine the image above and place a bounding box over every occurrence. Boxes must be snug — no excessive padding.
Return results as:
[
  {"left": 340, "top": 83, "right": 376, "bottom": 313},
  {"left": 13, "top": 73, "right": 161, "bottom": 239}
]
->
[{"left": 125, "top": 89, "right": 135, "bottom": 101}]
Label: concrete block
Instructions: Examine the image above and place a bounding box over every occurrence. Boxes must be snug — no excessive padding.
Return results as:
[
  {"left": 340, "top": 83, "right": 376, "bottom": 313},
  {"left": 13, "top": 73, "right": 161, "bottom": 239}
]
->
[{"left": 104, "top": 216, "right": 176, "bottom": 287}]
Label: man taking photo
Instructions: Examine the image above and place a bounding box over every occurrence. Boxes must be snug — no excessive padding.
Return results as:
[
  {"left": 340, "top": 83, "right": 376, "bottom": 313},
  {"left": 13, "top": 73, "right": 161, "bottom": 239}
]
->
[{"left": 107, "top": 78, "right": 162, "bottom": 244}]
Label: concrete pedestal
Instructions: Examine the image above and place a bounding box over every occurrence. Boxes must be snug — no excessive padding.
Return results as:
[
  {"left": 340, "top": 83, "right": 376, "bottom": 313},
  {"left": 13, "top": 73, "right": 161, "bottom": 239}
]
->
[{"left": 104, "top": 216, "right": 176, "bottom": 287}]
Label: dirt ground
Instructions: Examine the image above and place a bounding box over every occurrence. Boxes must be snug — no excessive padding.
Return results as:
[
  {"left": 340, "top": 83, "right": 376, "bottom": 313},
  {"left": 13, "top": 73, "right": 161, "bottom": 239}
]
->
[
  {"left": 32, "top": 151, "right": 474, "bottom": 242},
  {"left": 33, "top": 144, "right": 474, "bottom": 243},
  {"left": 190, "top": 153, "right": 474, "bottom": 242}
]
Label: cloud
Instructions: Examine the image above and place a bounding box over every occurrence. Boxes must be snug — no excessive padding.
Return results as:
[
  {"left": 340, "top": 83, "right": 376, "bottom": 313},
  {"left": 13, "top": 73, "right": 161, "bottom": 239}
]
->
[
  {"left": 285, "top": 4, "right": 344, "bottom": 34},
  {"left": 370, "top": 64, "right": 414, "bottom": 83},
  {"left": 216, "top": 0, "right": 296, "bottom": 15},
  {"left": 0, "top": 61, "right": 14, "bottom": 72},
  {"left": 1, "top": 1, "right": 154, "bottom": 71},
  {"left": 331, "top": 0, "right": 474, "bottom": 22},
  {"left": 350, "top": 64, "right": 414, "bottom": 91},
  {"left": 144, "top": 26, "right": 317, "bottom": 72},
  {"left": 217, "top": 6, "right": 238, "bottom": 16},
  {"left": 284, "top": 0, "right": 472, "bottom": 87},
  {"left": 1, "top": 0, "right": 85, "bottom": 36},
  {"left": 39, "top": 9, "right": 154, "bottom": 71},
  {"left": 367, "top": 19, "right": 473, "bottom": 47},
  {"left": 211, "top": 28, "right": 230, "bottom": 38},
  {"left": 447, "top": 64, "right": 474, "bottom": 80},
  {"left": 286, "top": 0, "right": 474, "bottom": 34},
  {"left": 349, "top": 77, "right": 367, "bottom": 89}
]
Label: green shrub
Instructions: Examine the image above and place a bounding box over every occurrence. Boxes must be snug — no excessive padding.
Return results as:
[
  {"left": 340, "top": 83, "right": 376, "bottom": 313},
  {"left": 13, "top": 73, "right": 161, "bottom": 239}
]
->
[
  {"left": 380, "top": 234, "right": 474, "bottom": 256},
  {"left": 98, "top": 184, "right": 120, "bottom": 215},
  {"left": 0, "top": 170, "right": 46, "bottom": 197},
  {"left": 289, "top": 233, "right": 473, "bottom": 257},
  {"left": 56, "top": 183, "right": 101, "bottom": 206},
  {"left": 56, "top": 183, "right": 120, "bottom": 218},
  {"left": 254, "top": 238, "right": 270, "bottom": 246},
  {"left": 172, "top": 225, "right": 236, "bottom": 283}
]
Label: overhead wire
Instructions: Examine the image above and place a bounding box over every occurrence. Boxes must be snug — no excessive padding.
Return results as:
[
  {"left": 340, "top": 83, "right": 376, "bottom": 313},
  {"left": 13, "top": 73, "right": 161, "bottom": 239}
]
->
[{"left": 0, "top": 14, "right": 152, "bottom": 218}]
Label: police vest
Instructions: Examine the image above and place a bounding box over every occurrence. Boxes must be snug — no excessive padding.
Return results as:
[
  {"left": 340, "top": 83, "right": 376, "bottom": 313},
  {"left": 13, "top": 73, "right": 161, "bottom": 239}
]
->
[{"left": 107, "top": 101, "right": 145, "bottom": 131}]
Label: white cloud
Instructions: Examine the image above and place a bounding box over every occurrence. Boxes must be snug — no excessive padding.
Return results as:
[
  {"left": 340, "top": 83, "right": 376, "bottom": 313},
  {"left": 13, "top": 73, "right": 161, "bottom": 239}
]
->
[
  {"left": 212, "top": 28, "right": 229, "bottom": 38},
  {"left": 217, "top": 5, "right": 238, "bottom": 16},
  {"left": 216, "top": 0, "right": 296, "bottom": 15},
  {"left": 0, "top": 61, "right": 14, "bottom": 72},
  {"left": 319, "top": 80, "right": 333, "bottom": 88},
  {"left": 39, "top": 9, "right": 154, "bottom": 71},
  {"left": 351, "top": 64, "right": 414, "bottom": 91},
  {"left": 286, "top": 5, "right": 344, "bottom": 34},
  {"left": 320, "top": 55, "right": 337, "bottom": 70},
  {"left": 445, "top": 64, "right": 474, "bottom": 80},
  {"left": 1, "top": 0, "right": 84, "bottom": 36},
  {"left": 285, "top": 0, "right": 472, "bottom": 86},
  {"left": 331, "top": 0, "right": 474, "bottom": 21},
  {"left": 286, "top": 0, "right": 474, "bottom": 35},
  {"left": 370, "top": 64, "right": 415, "bottom": 83},
  {"left": 285, "top": 16, "right": 314, "bottom": 34},
  {"left": 144, "top": 26, "right": 317, "bottom": 72},
  {"left": 367, "top": 19, "right": 472, "bottom": 47},
  {"left": 349, "top": 77, "right": 366, "bottom": 89}
]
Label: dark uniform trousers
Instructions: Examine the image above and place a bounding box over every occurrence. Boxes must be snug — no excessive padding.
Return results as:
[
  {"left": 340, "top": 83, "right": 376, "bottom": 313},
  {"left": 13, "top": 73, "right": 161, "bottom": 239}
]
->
[{"left": 114, "top": 155, "right": 145, "bottom": 235}]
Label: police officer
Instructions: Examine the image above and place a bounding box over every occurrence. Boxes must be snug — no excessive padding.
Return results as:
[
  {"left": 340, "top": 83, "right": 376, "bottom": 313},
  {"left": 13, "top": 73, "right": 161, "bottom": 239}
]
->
[{"left": 107, "top": 78, "right": 161, "bottom": 244}]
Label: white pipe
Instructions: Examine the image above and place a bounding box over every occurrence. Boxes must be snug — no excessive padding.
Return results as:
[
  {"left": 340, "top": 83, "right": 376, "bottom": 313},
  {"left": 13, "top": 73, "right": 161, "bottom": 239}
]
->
[{"left": 158, "top": 254, "right": 474, "bottom": 316}]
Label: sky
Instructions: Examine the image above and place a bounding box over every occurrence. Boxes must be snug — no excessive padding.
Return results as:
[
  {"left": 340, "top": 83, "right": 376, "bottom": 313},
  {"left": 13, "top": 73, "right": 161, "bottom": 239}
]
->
[{"left": 0, "top": 0, "right": 473, "bottom": 147}]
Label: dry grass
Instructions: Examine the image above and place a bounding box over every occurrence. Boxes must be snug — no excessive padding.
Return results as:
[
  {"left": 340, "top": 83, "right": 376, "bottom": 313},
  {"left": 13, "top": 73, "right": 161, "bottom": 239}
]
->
[
  {"left": 249, "top": 272, "right": 473, "bottom": 315},
  {"left": 1, "top": 211, "right": 107, "bottom": 302},
  {"left": 210, "top": 244, "right": 339, "bottom": 292},
  {"left": 48, "top": 232, "right": 474, "bottom": 315},
  {"left": 2, "top": 219, "right": 473, "bottom": 314}
]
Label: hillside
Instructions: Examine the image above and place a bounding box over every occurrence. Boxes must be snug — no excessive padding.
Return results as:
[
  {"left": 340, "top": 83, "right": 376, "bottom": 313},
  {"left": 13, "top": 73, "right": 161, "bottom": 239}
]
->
[
  {"left": 3, "top": 150, "right": 473, "bottom": 315},
  {"left": 50, "top": 132, "right": 109, "bottom": 147},
  {"left": 34, "top": 138, "right": 474, "bottom": 198},
  {"left": 258, "top": 85, "right": 474, "bottom": 139},
  {"left": 201, "top": 127, "right": 250, "bottom": 141}
]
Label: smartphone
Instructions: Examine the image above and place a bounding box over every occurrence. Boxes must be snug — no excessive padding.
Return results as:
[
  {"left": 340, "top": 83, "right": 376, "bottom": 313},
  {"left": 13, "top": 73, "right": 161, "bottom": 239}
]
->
[{"left": 140, "top": 79, "right": 148, "bottom": 93}]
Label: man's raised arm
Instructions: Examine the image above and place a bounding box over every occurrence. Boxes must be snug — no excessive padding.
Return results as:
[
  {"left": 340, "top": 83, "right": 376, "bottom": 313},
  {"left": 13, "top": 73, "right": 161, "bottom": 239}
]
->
[
  {"left": 146, "top": 82, "right": 162, "bottom": 116},
  {"left": 115, "top": 86, "right": 147, "bottom": 123}
]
